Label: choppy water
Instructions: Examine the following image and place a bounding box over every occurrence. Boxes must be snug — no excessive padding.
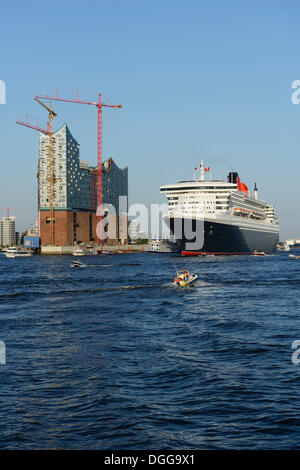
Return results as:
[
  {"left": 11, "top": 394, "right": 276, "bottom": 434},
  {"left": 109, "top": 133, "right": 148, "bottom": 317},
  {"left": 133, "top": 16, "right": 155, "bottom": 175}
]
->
[{"left": 0, "top": 251, "right": 300, "bottom": 449}]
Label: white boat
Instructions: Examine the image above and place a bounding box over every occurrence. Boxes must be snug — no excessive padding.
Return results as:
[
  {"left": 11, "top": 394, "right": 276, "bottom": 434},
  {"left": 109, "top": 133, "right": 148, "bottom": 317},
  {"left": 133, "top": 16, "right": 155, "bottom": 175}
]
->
[
  {"left": 253, "top": 251, "right": 267, "bottom": 257},
  {"left": 81, "top": 247, "right": 98, "bottom": 255},
  {"left": 277, "top": 242, "right": 290, "bottom": 252},
  {"left": 84, "top": 249, "right": 98, "bottom": 255},
  {"left": 199, "top": 253, "right": 215, "bottom": 257},
  {"left": 71, "top": 259, "right": 87, "bottom": 268},
  {"left": 5, "top": 247, "right": 33, "bottom": 258},
  {"left": 173, "top": 269, "right": 198, "bottom": 287},
  {"left": 73, "top": 247, "right": 85, "bottom": 256}
]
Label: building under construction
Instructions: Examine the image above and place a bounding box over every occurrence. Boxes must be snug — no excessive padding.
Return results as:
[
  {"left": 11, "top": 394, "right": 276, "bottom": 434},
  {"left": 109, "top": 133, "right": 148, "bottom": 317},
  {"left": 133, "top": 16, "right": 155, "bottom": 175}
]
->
[{"left": 38, "top": 123, "right": 128, "bottom": 246}]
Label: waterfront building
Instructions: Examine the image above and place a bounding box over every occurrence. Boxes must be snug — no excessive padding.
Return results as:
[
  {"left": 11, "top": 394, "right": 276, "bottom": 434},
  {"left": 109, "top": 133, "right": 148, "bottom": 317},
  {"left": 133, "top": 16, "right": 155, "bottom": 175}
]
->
[
  {"left": 38, "top": 124, "right": 128, "bottom": 245},
  {"left": 128, "top": 219, "right": 149, "bottom": 242},
  {"left": 0, "top": 217, "right": 16, "bottom": 246},
  {"left": 26, "top": 221, "right": 38, "bottom": 237},
  {"left": 129, "top": 219, "right": 138, "bottom": 241},
  {"left": 16, "top": 231, "right": 26, "bottom": 245}
]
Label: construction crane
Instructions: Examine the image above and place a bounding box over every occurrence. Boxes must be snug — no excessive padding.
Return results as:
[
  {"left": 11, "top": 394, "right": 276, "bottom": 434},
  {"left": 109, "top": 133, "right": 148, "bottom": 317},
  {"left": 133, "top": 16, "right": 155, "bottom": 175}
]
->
[
  {"left": 16, "top": 120, "right": 49, "bottom": 134},
  {"left": 16, "top": 115, "right": 57, "bottom": 245},
  {"left": 0, "top": 207, "right": 18, "bottom": 218},
  {"left": 34, "top": 91, "right": 122, "bottom": 244},
  {"left": 33, "top": 98, "right": 57, "bottom": 246}
]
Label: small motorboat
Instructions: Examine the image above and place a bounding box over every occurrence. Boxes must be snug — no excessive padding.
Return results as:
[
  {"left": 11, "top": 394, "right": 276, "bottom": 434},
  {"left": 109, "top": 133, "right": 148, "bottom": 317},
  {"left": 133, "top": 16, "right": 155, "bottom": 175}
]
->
[
  {"left": 289, "top": 254, "right": 300, "bottom": 259},
  {"left": 173, "top": 269, "right": 198, "bottom": 287},
  {"left": 277, "top": 243, "right": 290, "bottom": 252},
  {"left": 198, "top": 253, "right": 215, "bottom": 258},
  {"left": 71, "top": 259, "right": 87, "bottom": 268},
  {"left": 253, "top": 251, "right": 266, "bottom": 257}
]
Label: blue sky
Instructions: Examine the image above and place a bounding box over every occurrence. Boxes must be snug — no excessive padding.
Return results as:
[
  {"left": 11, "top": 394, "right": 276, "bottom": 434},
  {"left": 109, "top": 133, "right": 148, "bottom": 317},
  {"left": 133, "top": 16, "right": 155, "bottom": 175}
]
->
[{"left": 0, "top": 0, "right": 300, "bottom": 238}]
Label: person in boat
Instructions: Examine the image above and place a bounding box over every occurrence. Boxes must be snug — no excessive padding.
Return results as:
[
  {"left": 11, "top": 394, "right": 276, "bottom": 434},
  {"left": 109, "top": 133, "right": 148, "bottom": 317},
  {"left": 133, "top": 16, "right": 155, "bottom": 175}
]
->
[{"left": 177, "top": 268, "right": 189, "bottom": 281}]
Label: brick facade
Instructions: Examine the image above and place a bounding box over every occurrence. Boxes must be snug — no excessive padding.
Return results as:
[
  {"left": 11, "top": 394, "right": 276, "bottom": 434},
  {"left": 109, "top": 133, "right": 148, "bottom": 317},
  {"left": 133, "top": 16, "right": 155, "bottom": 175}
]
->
[{"left": 40, "top": 210, "right": 127, "bottom": 246}]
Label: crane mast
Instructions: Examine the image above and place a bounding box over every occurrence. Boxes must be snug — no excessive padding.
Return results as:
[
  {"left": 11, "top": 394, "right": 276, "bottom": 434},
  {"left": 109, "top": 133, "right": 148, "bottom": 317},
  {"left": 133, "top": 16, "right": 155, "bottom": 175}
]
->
[{"left": 48, "top": 102, "right": 55, "bottom": 245}]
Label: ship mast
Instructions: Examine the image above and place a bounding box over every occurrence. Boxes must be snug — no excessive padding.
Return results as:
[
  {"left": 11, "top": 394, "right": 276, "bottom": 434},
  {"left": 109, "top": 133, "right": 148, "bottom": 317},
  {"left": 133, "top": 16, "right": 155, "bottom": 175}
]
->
[
  {"left": 199, "top": 160, "right": 205, "bottom": 181},
  {"left": 254, "top": 183, "right": 258, "bottom": 200}
]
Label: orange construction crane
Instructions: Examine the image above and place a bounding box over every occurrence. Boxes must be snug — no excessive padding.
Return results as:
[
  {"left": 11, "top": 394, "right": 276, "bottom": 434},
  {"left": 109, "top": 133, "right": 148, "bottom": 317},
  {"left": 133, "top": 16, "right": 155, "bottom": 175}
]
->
[{"left": 34, "top": 90, "right": 122, "bottom": 244}]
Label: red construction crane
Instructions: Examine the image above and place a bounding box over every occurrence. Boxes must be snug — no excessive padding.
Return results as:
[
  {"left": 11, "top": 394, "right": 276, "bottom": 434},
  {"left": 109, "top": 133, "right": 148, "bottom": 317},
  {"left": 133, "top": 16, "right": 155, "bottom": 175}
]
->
[
  {"left": 16, "top": 119, "right": 49, "bottom": 135},
  {"left": 1, "top": 207, "right": 18, "bottom": 218},
  {"left": 34, "top": 90, "right": 122, "bottom": 244}
]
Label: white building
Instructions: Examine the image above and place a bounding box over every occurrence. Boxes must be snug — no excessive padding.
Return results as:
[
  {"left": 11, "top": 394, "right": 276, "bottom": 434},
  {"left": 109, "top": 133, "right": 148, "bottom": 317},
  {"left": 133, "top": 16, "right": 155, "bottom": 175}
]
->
[
  {"left": 129, "top": 219, "right": 138, "bottom": 240},
  {"left": 129, "top": 219, "right": 148, "bottom": 240},
  {"left": 0, "top": 217, "right": 16, "bottom": 246},
  {"left": 26, "top": 221, "right": 39, "bottom": 236}
]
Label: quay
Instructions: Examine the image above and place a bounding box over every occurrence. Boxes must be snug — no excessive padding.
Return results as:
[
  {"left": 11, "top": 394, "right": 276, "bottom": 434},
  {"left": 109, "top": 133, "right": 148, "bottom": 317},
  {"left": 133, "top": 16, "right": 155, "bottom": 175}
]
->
[{"left": 41, "top": 244, "right": 148, "bottom": 255}]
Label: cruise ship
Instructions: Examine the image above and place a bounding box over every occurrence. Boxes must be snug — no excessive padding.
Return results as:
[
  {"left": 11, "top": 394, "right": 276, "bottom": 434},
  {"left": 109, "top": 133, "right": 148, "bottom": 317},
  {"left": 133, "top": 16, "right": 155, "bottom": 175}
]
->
[{"left": 160, "top": 162, "right": 279, "bottom": 255}]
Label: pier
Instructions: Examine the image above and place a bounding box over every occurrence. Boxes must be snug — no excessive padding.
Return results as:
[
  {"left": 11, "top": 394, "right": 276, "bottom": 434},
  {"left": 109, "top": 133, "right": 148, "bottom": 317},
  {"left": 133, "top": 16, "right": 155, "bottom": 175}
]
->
[{"left": 41, "top": 244, "right": 148, "bottom": 255}]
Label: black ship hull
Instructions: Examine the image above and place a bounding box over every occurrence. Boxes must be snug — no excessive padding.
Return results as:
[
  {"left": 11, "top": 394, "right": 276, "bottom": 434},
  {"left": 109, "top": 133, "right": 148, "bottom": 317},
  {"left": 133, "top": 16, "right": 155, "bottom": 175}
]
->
[{"left": 166, "top": 217, "right": 279, "bottom": 255}]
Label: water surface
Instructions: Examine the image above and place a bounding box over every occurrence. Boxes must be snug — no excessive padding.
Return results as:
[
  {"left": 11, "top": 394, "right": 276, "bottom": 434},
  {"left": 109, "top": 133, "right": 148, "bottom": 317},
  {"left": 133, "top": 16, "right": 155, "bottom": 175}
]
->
[{"left": 0, "top": 252, "right": 300, "bottom": 449}]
